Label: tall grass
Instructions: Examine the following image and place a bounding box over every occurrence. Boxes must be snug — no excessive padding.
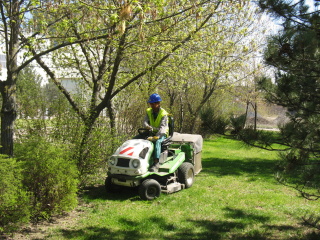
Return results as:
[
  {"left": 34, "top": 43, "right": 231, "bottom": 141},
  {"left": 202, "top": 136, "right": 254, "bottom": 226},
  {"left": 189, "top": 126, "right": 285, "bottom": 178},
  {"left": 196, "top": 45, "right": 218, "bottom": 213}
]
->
[{"left": 16, "top": 135, "right": 319, "bottom": 240}]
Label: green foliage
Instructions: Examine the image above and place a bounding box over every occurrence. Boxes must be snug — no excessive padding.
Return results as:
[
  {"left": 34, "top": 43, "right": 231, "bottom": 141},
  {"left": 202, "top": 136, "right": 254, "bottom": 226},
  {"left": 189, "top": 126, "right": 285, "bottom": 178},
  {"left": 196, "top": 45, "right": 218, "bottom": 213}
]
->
[
  {"left": 258, "top": 0, "right": 320, "bottom": 203},
  {"left": 275, "top": 147, "right": 320, "bottom": 202},
  {"left": 42, "top": 82, "right": 70, "bottom": 119},
  {"left": 0, "top": 156, "right": 30, "bottom": 233},
  {"left": 75, "top": 120, "right": 119, "bottom": 186},
  {"left": 238, "top": 127, "right": 282, "bottom": 150},
  {"left": 16, "top": 67, "right": 45, "bottom": 119},
  {"left": 200, "top": 106, "right": 230, "bottom": 136},
  {"left": 229, "top": 114, "right": 246, "bottom": 135},
  {"left": 18, "top": 136, "right": 319, "bottom": 239},
  {"left": 49, "top": 106, "right": 116, "bottom": 186},
  {"left": 15, "top": 137, "right": 79, "bottom": 221},
  {"left": 18, "top": 82, "right": 118, "bottom": 187}
]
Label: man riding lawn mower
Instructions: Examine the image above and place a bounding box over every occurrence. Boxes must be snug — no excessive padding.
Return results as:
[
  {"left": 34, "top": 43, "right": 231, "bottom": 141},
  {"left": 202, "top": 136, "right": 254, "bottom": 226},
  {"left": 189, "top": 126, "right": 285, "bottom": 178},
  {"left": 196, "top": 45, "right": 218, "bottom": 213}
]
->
[{"left": 105, "top": 94, "right": 203, "bottom": 200}]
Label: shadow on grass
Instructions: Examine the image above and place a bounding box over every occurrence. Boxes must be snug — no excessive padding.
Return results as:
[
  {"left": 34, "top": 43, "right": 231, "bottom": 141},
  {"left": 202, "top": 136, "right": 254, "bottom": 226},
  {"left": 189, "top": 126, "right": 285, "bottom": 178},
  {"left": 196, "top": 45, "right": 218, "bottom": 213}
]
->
[
  {"left": 52, "top": 210, "right": 319, "bottom": 240},
  {"left": 223, "top": 207, "right": 270, "bottom": 222},
  {"left": 80, "top": 185, "right": 141, "bottom": 202},
  {"left": 201, "top": 157, "right": 277, "bottom": 180},
  {"left": 55, "top": 216, "right": 245, "bottom": 240}
]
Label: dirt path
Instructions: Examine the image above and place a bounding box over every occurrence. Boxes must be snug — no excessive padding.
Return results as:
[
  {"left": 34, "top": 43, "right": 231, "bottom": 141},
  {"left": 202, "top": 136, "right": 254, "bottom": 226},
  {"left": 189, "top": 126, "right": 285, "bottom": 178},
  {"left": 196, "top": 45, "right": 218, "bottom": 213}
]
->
[{"left": 2, "top": 205, "right": 87, "bottom": 240}]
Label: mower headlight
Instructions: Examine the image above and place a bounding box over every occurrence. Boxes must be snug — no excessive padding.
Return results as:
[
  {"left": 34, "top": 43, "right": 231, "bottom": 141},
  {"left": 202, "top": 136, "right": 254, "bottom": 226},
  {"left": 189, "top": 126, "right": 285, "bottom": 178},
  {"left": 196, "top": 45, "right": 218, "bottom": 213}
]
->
[
  {"left": 132, "top": 159, "right": 140, "bottom": 168},
  {"left": 109, "top": 156, "right": 116, "bottom": 166}
]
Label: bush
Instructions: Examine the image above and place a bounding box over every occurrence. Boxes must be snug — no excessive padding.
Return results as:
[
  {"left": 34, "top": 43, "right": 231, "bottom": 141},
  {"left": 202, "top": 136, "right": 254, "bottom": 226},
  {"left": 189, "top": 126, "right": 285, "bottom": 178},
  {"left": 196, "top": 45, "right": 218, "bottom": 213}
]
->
[
  {"left": 230, "top": 114, "right": 247, "bottom": 135},
  {"left": 74, "top": 120, "right": 118, "bottom": 187},
  {"left": 200, "top": 107, "right": 230, "bottom": 136},
  {"left": 0, "top": 156, "right": 30, "bottom": 233},
  {"left": 15, "top": 137, "right": 79, "bottom": 221}
]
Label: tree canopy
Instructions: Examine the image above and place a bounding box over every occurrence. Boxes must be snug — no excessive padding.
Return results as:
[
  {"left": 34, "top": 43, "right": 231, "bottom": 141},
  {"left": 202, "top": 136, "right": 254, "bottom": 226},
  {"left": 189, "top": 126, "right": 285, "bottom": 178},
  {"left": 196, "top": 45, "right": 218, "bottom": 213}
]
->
[{"left": 0, "top": 0, "right": 269, "bottom": 175}]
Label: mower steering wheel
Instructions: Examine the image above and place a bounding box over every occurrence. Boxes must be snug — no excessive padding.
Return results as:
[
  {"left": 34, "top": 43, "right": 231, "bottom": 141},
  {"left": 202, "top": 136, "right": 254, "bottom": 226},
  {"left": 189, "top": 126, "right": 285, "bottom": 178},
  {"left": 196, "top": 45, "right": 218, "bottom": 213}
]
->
[{"left": 138, "top": 128, "right": 152, "bottom": 136}]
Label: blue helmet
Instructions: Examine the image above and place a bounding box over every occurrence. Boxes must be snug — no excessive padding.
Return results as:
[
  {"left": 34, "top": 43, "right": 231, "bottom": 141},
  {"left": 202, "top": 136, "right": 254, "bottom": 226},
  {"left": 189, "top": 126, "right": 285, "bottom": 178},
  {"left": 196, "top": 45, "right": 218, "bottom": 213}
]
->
[{"left": 148, "top": 93, "right": 162, "bottom": 103}]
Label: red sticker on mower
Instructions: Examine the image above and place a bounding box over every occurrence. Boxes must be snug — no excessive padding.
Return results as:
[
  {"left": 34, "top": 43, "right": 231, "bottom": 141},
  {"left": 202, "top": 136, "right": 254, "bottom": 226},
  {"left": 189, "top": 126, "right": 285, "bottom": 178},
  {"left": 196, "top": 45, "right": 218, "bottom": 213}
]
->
[{"left": 120, "top": 147, "right": 134, "bottom": 155}]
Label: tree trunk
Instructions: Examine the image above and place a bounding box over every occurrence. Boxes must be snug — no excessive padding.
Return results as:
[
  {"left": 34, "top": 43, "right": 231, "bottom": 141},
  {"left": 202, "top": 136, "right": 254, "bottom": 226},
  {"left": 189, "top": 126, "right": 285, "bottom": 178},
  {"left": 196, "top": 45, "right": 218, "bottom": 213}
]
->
[
  {"left": 0, "top": 83, "right": 17, "bottom": 156},
  {"left": 0, "top": 0, "right": 20, "bottom": 156},
  {"left": 106, "top": 101, "right": 116, "bottom": 150},
  {"left": 189, "top": 115, "right": 197, "bottom": 134},
  {"left": 178, "top": 95, "right": 184, "bottom": 133},
  {"left": 254, "top": 102, "right": 257, "bottom": 131},
  {"left": 244, "top": 100, "right": 249, "bottom": 129},
  {"left": 77, "top": 114, "right": 97, "bottom": 171}
]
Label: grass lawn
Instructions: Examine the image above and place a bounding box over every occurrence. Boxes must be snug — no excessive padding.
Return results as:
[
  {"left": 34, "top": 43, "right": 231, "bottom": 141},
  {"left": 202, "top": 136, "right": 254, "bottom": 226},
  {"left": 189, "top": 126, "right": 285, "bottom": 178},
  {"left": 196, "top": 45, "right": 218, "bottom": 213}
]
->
[{"left": 15, "top": 135, "right": 319, "bottom": 240}]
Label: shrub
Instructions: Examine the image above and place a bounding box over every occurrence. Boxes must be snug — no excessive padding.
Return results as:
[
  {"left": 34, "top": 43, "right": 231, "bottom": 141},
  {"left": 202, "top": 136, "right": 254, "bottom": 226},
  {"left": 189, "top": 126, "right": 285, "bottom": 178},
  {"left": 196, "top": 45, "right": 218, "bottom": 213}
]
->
[
  {"left": 15, "top": 137, "right": 79, "bottom": 221},
  {"left": 0, "top": 156, "right": 30, "bottom": 233},
  {"left": 47, "top": 108, "right": 114, "bottom": 187},
  {"left": 74, "top": 120, "right": 118, "bottom": 187},
  {"left": 200, "top": 107, "right": 230, "bottom": 136},
  {"left": 230, "top": 114, "right": 247, "bottom": 135}
]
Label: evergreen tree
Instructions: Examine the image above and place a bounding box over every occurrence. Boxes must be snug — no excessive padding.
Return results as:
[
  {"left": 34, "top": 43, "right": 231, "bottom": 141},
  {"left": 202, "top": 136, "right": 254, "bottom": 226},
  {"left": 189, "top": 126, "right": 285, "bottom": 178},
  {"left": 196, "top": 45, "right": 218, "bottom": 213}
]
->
[
  {"left": 16, "top": 67, "right": 44, "bottom": 119},
  {"left": 251, "top": 0, "right": 320, "bottom": 201}
]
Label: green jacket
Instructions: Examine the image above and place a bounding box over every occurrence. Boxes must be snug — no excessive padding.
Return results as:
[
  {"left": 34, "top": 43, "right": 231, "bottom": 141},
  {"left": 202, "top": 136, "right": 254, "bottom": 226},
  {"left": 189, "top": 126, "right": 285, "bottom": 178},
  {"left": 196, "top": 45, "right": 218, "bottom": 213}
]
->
[{"left": 146, "top": 107, "right": 169, "bottom": 137}]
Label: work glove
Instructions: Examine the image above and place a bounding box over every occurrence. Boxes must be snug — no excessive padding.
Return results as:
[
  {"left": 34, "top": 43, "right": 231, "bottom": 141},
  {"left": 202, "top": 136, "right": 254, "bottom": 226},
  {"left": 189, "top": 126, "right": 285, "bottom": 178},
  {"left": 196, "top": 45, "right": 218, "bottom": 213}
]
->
[{"left": 147, "top": 136, "right": 159, "bottom": 141}]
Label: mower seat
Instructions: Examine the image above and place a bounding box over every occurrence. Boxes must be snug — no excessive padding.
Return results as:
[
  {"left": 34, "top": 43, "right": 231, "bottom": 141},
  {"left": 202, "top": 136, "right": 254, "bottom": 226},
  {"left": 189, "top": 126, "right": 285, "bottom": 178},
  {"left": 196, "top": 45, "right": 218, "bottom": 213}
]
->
[{"left": 161, "top": 115, "right": 174, "bottom": 151}]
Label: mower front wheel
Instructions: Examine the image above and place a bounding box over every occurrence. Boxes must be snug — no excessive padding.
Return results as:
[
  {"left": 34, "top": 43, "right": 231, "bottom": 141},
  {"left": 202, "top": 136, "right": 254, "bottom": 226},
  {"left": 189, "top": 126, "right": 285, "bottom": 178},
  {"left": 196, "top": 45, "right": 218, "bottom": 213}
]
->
[{"left": 139, "top": 179, "right": 161, "bottom": 200}]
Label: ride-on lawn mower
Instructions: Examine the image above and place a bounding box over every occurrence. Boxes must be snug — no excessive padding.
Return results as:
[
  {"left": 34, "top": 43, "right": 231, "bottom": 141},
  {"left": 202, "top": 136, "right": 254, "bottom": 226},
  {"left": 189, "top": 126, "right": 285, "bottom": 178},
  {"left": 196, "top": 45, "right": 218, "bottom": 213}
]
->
[{"left": 105, "top": 117, "right": 203, "bottom": 200}]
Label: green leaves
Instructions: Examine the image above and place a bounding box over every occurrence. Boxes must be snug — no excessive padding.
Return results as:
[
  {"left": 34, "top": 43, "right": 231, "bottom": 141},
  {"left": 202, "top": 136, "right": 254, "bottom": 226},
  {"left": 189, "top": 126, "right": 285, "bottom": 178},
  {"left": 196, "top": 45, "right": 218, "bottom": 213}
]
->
[
  {"left": 259, "top": 0, "right": 320, "bottom": 201},
  {"left": 0, "top": 156, "right": 30, "bottom": 233}
]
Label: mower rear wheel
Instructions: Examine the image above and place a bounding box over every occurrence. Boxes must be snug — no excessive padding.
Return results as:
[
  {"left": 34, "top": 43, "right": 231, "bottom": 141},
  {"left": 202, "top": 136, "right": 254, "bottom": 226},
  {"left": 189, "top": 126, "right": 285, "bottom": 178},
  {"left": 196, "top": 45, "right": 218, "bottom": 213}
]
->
[
  {"left": 178, "top": 162, "right": 194, "bottom": 188},
  {"left": 139, "top": 179, "right": 161, "bottom": 200}
]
